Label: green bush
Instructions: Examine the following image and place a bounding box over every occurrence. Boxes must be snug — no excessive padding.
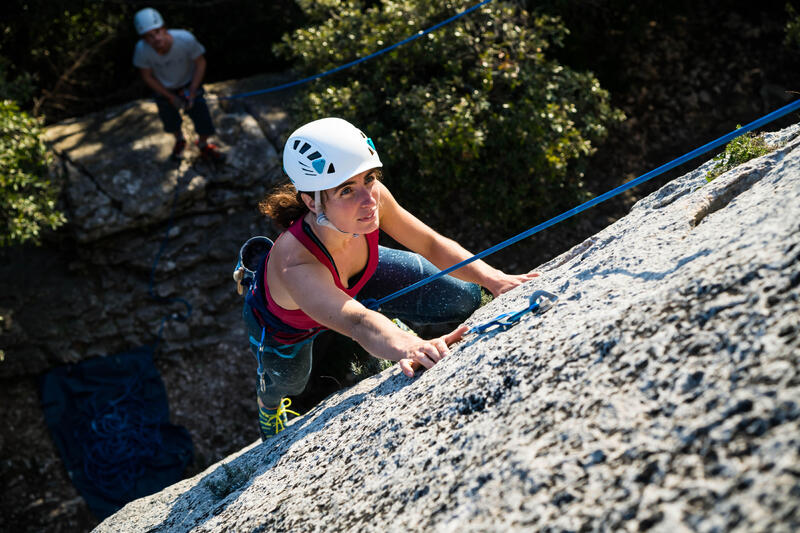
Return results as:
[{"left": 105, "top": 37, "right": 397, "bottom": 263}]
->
[
  {"left": 0, "top": 100, "right": 65, "bottom": 246},
  {"left": 704, "top": 128, "right": 775, "bottom": 182},
  {"left": 276, "top": 0, "right": 624, "bottom": 232},
  {"left": 0, "top": 56, "right": 35, "bottom": 104},
  {"left": 787, "top": 3, "right": 800, "bottom": 48}
]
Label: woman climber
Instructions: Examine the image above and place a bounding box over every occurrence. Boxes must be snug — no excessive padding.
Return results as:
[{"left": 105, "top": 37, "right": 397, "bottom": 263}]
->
[{"left": 236, "top": 117, "right": 538, "bottom": 441}]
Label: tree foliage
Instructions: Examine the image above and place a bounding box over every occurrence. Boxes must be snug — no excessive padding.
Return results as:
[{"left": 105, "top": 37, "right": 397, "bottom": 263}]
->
[
  {"left": 787, "top": 3, "right": 800, "bottom": 48},
  {"left": 277, "top": 0, "right": 624, "bottom": 232},
  {"left": 1, "top": 0, "right": 304, "bottom": 121},
  {"left": 0, "top": 100, "right": 65, "bottom": 246}
]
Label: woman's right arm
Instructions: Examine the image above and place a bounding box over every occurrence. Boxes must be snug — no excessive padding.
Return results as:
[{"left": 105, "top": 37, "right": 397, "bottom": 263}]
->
[{"left": 278, "top": 256, "right": 465, "bottom": 376}]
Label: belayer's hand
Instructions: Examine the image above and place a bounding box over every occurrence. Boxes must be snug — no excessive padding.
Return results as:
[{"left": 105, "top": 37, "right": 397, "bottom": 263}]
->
[
  {"left": 185, "top": 89, "right": 196, "bottom": 110},
  {"left": 398, "top": 325, "right": 468, "bottom": 377}
]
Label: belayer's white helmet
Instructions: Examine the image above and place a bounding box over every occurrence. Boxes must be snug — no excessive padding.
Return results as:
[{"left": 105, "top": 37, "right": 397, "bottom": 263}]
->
[
  {"left": 134, "top": 8, "right": 164, "bottom": 35},
  {"left": 283, "top": 117, "right": 382, "bottom": 192}
]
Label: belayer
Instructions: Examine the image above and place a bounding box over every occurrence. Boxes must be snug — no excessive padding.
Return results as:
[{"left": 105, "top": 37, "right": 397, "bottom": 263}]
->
[
  {"left": 236, "top": 118, "right": 538, "bottom": 441},
  {"left": 132, "top": 7, "right": 224, "bottom": 162}
]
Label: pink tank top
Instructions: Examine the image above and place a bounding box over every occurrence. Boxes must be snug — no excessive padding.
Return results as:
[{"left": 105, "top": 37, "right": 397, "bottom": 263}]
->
[{"left": 262, "top": 217, "right": 379, "bottom": 331}]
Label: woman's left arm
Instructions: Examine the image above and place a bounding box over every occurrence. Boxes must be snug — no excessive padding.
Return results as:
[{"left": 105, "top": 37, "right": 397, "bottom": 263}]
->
[{"left": 378, "top": 183, "right": 538, "bottom": 297}]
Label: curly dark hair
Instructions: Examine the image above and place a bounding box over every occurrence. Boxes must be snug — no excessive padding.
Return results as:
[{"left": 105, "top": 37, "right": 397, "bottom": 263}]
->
[
  {"left": 258, "top": 182, "right": 312, "bottom": 229},
  {"left": 258, "top": 169, "right": 383, "bottom": 229}
]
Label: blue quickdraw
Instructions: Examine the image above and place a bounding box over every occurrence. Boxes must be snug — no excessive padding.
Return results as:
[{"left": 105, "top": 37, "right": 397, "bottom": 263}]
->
[{"left": 467, "top": 290, "right": 558, "bottom": 337}]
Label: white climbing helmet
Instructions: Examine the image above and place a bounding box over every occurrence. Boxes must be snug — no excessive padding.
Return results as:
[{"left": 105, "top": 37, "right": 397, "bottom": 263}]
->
[
  {"left": 134, "top": 8, "right": 164, "bottom": 35},
  {"left": 283, "top": 117, "right": 382, "bottom": 192}
]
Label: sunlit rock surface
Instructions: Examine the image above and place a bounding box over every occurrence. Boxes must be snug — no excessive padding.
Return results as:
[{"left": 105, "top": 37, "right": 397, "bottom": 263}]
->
[
  {"left": 0, "top": 75, "right": 292, "bottom": 377},
  {"left": 96, "top": 124, "right": 800, "bottom": 532}
]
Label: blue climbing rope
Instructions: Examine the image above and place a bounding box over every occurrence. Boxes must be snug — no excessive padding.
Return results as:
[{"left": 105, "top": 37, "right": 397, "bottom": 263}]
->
[
  {"left": 364, "top": 98, "right": 800, "bottom": 310},
  {"left": 220, "top": 0, "right": 494, "bottom": 100},
  {"left": 211, "top": 0, "right": 797, "bottom": 335}
]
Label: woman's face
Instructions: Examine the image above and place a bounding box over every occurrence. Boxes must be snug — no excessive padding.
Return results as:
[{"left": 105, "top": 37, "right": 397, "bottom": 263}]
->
[{"left": 320, "top": 168, "right": 381, "bottom": 234}]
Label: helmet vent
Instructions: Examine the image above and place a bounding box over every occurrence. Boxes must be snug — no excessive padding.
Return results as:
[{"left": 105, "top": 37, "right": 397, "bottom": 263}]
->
[
  {"left": 307, "top": 151, "right": 322, "bottom": 160},
  {"left": 327, "top": 163, "right": 336, "bottom": 174},
  {"left": 293, "top": 140, "right": 301, "bottom": 150},
  {"left": 299, "top": 142, "right": 311, "bottom": 154},
  {"left": 298, "top": 161, "right": 316, "bottom": 176}
]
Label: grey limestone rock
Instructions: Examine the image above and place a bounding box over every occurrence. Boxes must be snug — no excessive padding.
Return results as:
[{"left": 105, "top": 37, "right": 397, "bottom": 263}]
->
[
  {"left": 0, "top": 75, "right": 288, "bottom": 377},
  {"left": 95, "top": 124, "right": 800, "bottom": 532}
]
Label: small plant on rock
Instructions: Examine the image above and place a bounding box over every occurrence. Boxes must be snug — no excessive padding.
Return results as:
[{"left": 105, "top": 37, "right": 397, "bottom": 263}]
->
[
  {"left": 705, "top": 129, "right": 775, "bottom": 182},
  {"left": 203, "top": 462, "right": 254, "bottom": 501}
]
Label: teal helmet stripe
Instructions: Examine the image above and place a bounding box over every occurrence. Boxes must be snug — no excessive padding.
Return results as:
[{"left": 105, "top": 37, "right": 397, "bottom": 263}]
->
[{"left": 312, "top": 159, "right": 326, "bottom": 174}]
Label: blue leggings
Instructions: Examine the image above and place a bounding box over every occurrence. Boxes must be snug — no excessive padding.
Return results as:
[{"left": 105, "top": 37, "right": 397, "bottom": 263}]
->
[{"left": 244, "top": 246, "right": 481, "bottom": 407}]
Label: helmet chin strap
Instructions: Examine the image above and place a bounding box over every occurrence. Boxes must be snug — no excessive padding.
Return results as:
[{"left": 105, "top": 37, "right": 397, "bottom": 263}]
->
[{"left": 314, "top": 190, "right": 359, "bottom": 238}]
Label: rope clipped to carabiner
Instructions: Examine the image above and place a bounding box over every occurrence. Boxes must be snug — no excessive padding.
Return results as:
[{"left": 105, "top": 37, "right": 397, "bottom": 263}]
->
[{"left": 467, "top": 290, "right": 559, "bottom": 337}]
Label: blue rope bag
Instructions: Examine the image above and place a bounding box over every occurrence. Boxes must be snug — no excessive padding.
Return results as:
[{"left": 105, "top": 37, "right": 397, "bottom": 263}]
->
[
  {"left": 81, "top": 374, "right": 164, "bottom": 495},
  {"left": 40, "top": 347, "right": 193, "bottom": 519}
]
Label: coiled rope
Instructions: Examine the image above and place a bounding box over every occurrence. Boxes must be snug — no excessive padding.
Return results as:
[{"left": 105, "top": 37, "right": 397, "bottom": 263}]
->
[{"left": 82, "top": 372, "right": 164, "bottom": 495}]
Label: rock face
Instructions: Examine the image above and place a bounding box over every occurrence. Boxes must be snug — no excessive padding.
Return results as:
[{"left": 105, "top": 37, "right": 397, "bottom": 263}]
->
[
  {"left": 0, "top": 74, "right": 294, "bottom": 377},
  {"left": 95, "top": 125, "right": 800, "bottom": 532}
]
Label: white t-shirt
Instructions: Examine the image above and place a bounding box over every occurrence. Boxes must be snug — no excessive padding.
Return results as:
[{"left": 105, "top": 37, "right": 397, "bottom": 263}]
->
[{"left": 133, "top": 29, "right": 206, "bottom": 89}]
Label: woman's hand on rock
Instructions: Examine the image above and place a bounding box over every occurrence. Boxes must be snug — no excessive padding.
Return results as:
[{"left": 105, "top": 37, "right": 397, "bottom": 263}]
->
[
  {"left": 398, "top": 325, "right": 468, "bottom": 377},
  {"left": 486, "top": 270, "right": 541, "bottom": 298}
]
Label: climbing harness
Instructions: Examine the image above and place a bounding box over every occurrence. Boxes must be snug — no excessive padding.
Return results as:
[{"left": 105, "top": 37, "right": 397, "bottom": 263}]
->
[
  {"left": 236, "top": 236, "right": 323, "bottom": 390},
  {"left": 466, "top": 290, "right": 558, "bottom": 338},
  {"left": 249, "top": 326, "right": 317, "bottom": 392},
  {"left": 219, "top": 0, "right": 495, "bottom": 101}
]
